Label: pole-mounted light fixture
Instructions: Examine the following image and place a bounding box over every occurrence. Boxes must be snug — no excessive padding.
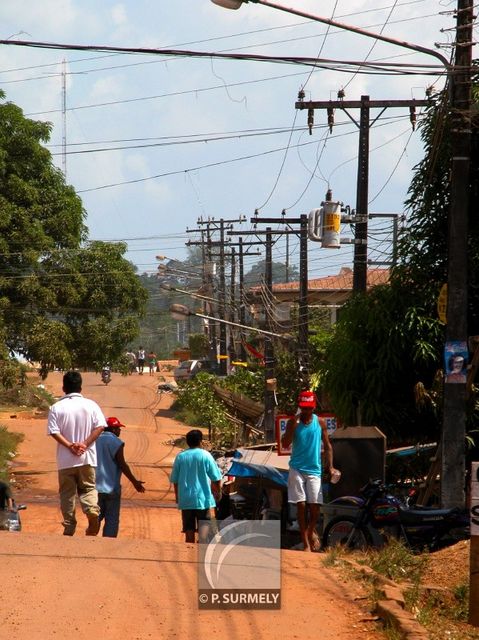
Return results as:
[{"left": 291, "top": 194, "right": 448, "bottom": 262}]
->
[{"left": 210, "top": 0, "right": 448, "bottom": 66}]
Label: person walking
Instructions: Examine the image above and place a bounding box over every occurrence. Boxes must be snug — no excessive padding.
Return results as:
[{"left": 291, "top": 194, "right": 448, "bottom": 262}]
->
[
  {"left": 137, "top": 346, "right": 146, "bottom": 375},
  {"left": 125, "top": 349, "right": 137, "bottom": 375},
  {"left": 147, "top": 350, "right": 157, "bottom": 376},
  {"left": 281, "top": 390, "right": 337, "bottom": 552},
  {"left": 47, "top": 370, "right": 106, "bottom": 536},
  {"left": 170, "top": 429, "right": 221, "bottom": 543},
  {"left": 95, "top": 416, "right": 145, "bottom": 537}
]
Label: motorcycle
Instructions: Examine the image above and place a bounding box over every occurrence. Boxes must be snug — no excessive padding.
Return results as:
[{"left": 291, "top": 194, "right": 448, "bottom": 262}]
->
[
  {"left": 0, "top": 503, "right": 27, "bottom": 532},
  {"left": 101, "top": 366, "right": 111, "bottom": 385},
  {"left": 322, "top": 479, "right": 469, "bottom": 552}
]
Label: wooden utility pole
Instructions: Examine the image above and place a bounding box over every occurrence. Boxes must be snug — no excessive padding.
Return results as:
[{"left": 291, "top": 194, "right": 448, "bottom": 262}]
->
[
  {"left": 298, "top": 214, "right": 309, "bottom": 386},
  {"left": 442, "top": 0, "right": 473, "bottom": 510},
  {"left": 264, "top": 228, "right": 275, "bottom": 442},
  {"left": 295, "top": 97, "right": 429, "bottom": 291}
]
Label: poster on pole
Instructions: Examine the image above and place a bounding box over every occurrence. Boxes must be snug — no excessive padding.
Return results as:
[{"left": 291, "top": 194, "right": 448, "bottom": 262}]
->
[
  {"left": 472, "top": 462, "right": 479, "bottom": 537},
  {"left": 444, "top": 340, "right": 468, "bottom": 384}
]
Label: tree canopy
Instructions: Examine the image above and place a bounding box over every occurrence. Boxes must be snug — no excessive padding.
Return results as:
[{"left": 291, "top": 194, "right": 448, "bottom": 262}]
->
[{"left": 0, "top": 91, "right": 148, "bottom": 373}]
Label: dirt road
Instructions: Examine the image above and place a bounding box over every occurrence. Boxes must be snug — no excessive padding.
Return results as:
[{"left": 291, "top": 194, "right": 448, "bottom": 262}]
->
[{"left": 0, "top": 371, "right": 384, "bottom": 640}]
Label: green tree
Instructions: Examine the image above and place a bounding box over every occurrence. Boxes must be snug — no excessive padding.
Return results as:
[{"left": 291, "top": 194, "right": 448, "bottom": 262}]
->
[
  {"left": 244, "top": 260, "right": 299, "bottom": 286},
  {"left": 0, "top": 91, "right": 148, "bottom": 371}
]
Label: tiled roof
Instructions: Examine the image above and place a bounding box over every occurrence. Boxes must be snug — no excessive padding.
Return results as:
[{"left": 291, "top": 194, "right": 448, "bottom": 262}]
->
[{"left": 267, "top": 267, "right": 390, "bottom": 293}]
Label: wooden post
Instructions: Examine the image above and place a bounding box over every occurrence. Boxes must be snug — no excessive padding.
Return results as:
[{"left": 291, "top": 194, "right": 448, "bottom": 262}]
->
[{"left": 470, "top": 461, "right": 479, "bottom": 626}]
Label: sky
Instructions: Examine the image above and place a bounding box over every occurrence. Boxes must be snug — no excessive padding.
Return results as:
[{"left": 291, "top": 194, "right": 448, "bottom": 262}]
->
[{"left": 0, "top": 0, "right": 454, "bottom": 283}]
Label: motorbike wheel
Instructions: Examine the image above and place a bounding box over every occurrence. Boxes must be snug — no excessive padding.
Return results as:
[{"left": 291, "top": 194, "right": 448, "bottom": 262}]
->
[{"left": 322, "top": 516, "right": 372, "bottom": 550}]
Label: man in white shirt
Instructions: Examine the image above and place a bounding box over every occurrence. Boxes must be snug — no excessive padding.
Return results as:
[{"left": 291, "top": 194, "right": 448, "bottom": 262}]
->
[{"left": 47, "top": 371, "right": 107, "bottom": 536}]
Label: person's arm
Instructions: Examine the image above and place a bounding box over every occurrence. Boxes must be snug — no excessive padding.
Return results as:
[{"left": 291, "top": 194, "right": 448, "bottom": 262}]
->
[
  {"left": 281, "top": 417, "right": 297, "bottom": 449},
  {"left": 211, "top": 480, "right": 221, "bottom": 502},
  {"left": 172, "top": 482, "right": 179, "bottom": 503},
  {"left": 49, "top": 432, "right": 85, "bottom": 456},
  {"left": 82, "top": 426, "right": 105, "bottom": 450},
  {"left": 321, "top": 425, "right": 335, "bottom": 475},
  {"left": 114, "top": 445, "right": 145, "bottom": 492}
]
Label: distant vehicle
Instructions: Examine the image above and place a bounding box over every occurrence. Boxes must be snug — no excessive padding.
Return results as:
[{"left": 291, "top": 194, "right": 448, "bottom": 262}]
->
[
  {"left": 101, "top": 366, "right": 111, "bottom": 385},
  {"left": 173, "top": 359, "right": 216, "bottom": 383}
]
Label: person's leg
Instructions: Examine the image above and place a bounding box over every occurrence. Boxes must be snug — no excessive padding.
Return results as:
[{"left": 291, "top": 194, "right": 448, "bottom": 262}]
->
[
  {"left": 181, "top": 510, "right": 196, "bottom": 543},
  {"left": 307, "top": 504, "right": 321, "bottom": 551},
  {"left": 58, "top": 468, "right": 78, "bottom": 536},
  {"left": 77, "top": 465, "right": 100, "bottom": 535},
  {"left": 197, "top": 509, "right": 213, "bottom": 544},
  {"left": 98, "top": 492, "right": 106, "bottom": 529},
  {"left": 305, "top": 475, "right": 323, "bottom": 551},
  {"left": 288, "top": 468, "right": 309, "bottom": 550},
  {"left": 296, "top": 502, "right": 309, "bottom": 549},
  {"left": 102, "top": 492, "right": 121, "bottom": 538}
]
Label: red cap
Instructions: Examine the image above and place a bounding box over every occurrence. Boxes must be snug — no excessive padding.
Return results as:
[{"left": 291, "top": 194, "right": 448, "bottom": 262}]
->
[
  {"left": 106, "top": 416, "right": 126, "bottom": 428},
  {"left": 298, "top": 390, "right": 317, "bottom": 408}
]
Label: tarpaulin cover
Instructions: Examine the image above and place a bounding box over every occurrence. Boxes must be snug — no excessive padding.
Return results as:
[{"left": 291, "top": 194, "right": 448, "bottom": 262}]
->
[{"left": 228, "top": 460, "right": 288, "bottom": 488}]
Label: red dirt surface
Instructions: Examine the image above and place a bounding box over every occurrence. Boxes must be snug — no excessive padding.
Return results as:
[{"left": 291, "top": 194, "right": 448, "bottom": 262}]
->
[{"left": 0, "top": 371, "right": 385, "bottom": 640}]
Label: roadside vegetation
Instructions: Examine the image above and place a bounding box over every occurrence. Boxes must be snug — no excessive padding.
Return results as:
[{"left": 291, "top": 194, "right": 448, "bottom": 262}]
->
[
  {"left": 0, "top": 358, "right": 55, "bottom": 480},
  {"left": 0, "top": 426, "right": 23, "bottom": 481},
  {"left": 0, "top": 89, "right": 148, "bottom": 378},
  {"left": 325, "top": 540, "right": 478, "bottom": 640}
]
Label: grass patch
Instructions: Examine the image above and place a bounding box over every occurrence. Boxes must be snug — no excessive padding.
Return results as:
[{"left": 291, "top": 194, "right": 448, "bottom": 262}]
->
[
  {"left": 365, "top": 538, "right": 429, "bottom": 584},
  {"left": 0, "top": 425, "right": 24, "bottom": 481},
  {"left": 0, "top": 381, "right": 55, "bottom": 412}
]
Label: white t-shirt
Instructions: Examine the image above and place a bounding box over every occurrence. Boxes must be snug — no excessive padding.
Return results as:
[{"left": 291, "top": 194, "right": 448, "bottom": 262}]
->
[{"left": 47, "top": 393, "right": 107, "bottom": 470}]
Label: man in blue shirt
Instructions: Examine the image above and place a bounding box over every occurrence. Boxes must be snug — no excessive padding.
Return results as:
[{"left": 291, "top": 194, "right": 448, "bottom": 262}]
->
[
  {"left": 170, "top": 429, "right": 222, "bottom": 543},
  {"left": 282, "top": 391, "right": 337, "bottom": 552},
  {"left": 96, "top": 416, "right": 145, "bottom": 537}
]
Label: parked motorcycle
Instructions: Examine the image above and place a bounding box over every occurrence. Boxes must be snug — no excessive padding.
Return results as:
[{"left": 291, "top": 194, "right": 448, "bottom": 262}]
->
[
  {"left": 0, "top": 503, "right": 27, "bottom": 532},
  {"left": 322, "top": 479, "right": 469, "bottom": 551},
  {"left": 101, "top": 366, "right": 111, "bottom": 385}
]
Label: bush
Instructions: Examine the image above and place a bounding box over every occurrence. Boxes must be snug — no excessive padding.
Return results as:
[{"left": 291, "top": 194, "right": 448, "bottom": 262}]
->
[
  {"left": 0, "top": 425, "right": 24, "bottom": 480},
  {"left": 173, "top": 373, "right": 235, "bottom": 448}
]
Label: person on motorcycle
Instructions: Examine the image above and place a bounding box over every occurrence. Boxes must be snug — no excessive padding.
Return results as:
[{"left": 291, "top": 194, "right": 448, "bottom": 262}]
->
[{"left": 282, "top": 390, "right": 338, "bottom": 552}]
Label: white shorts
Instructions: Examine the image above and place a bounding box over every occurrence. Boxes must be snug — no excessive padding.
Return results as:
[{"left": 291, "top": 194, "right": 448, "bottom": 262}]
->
[{"left": 288, "top": 468, "right": 323, "bottom": 504}]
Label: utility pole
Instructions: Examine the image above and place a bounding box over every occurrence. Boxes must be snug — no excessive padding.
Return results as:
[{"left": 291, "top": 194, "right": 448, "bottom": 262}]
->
[
  {"left": 218, "top": 219, "right": 227, "bottom": 375},
  {"left": 298, "top": 214, "right": 309, "bottom": 387},
  {"left": 296, "top": 96, "right": 429, "bottom": 291},
  {"left": 239, "top": 237, "right": 247, "bottom": 362},
  {"left": 442, "top": 0, "right": 473, "bottom": 510},
  {"left": 229, "top": 247, "right": 237, "bottom": 362},
  {"left": 192, "top": 216, "right": 245, "bottom": 373},
  {"left": 264, "top": 228, "right": 275, "bottom": 443},
  {"left": 354, "top": 95, "right": 370, "bottom": 292}
]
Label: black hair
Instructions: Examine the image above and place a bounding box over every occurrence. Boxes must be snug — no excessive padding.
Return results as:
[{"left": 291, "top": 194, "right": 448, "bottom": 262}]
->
[
  {"left": 186, "top": 429, "right": 203, "bottom": 448},
  {"left": 63, "top": 370, "right": 82, "bottom": 394}
]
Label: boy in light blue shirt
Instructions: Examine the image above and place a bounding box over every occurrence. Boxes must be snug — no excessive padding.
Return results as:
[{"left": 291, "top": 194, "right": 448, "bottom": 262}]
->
[{"left": 170, "top": 429, "right": 221, "bottom": 543}]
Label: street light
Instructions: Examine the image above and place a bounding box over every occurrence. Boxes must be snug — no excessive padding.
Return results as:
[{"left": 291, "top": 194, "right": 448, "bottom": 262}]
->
[
  {"left": 211, "top": 0, "right": 449, "bottom": 67},
  {"left": 160, "top": 282, "right": 221, "bottom": 305},
  {"left": 170, "top": 303, "right": 292, "bottom": 340},
  {"left": 211, "top": 0, "right": 473, "bottom": 510}
]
